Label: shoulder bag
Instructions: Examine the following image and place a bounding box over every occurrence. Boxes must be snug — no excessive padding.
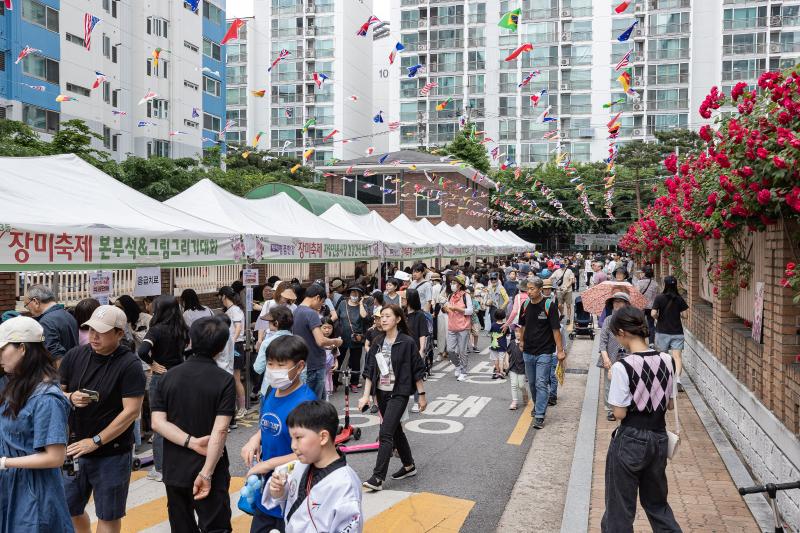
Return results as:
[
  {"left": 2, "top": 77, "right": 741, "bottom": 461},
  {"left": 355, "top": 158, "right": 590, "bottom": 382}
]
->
[{"left": 661, "top": 352, "right": 680, "bottom": 459}]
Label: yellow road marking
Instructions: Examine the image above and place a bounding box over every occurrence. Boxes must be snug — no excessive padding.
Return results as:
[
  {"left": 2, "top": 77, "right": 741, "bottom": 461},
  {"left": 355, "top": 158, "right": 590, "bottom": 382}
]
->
[
  {"left": 114, "top": 477, "right": 245, "bottom": 532},
  {"left": 232, "top": 514, "right": 253, "bottom": 532},
  {"left": 364, "top": 492, "right": 474, "bottom": 532},
  {"left": 130, "top": 470, "right": 148, "bottom": 482},
  {"left": 506, "top": 399, "right": 534, "bottom": 445}
]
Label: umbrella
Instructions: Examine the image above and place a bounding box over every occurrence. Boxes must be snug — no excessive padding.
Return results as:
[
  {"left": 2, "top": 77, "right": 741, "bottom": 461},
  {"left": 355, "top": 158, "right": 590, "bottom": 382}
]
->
[{"left": 580, "top": 281, "right": 648, "bottom": 314}]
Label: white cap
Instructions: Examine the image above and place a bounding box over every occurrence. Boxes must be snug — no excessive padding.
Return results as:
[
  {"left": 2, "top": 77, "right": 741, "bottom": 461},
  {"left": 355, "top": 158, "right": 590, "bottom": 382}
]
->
[
  {"left": 83, "top": 305, "right": 128, "bottom": 333},
  {"left": 0, "top": 316, "right": 44, "bottom": 349},
  {"left": 393, "top": 271, "right": 411, "bottom": 282}
]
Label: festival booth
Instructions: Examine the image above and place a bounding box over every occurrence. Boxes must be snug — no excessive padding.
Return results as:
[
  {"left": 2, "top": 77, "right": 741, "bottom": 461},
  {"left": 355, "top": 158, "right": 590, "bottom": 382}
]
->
[{"left": 389, "top": 214, "right": 441, "bottom": 246}]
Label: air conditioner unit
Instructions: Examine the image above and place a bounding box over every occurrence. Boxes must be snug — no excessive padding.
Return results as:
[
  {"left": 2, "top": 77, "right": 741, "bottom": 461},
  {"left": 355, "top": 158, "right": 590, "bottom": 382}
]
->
[
  {"left": 561, "top": 8, "right": 572, "bottom": 18},
  {"left": 417, "top": 43, "right": 427, "bottom": 51},
  {"left": 633, "top": 103, "right": 644, "bottom": 111},
  {"left": 305, "top": 28, "right": 314, "bottom": 36},
  {"left": 561, "top": 131, "right": 570, "bottom": 139},
  {"left": 633, "top": 128, "right": 643, "bottom": 136},
  {"left": 305, "top": 95, "right": 315, "bottom": 103},
  {"left": 418, "top": 19, "right": 428, "bottom": 27},
  {"left": 770, "top": 43, "right": 782, "bottom": 53},
  {"left": 561, "top": 32, "right": 570, "bottom": 41},
  {"left": 560, "top": 83, "right": 571, "bottom": 90},
  {"left": 770, "top": 15, "right": 782, "bottom": 27},
  {"left": 305, "top": 6, "right": 314, "bottom": 13},
  {"left": 305, "top": 49, "right": 315, "bottom": 58},
  {"left": 634, "top": 29, "right": 644, "bottom": 38},
  {"left": 634, "top": 54, "right": 645, "bottom": 62},
  {"left": 560, "top": 58, "right": 571, "bottom": 66},
  {"left": 634, "top": 4, "right": 644, "bottom": 13},
  {"left": 632, "top": 77, "right": 642, "bottom": 86}
]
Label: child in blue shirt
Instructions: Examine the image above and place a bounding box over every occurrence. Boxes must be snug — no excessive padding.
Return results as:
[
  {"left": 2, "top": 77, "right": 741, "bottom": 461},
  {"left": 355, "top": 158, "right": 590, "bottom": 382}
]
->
[{"left": 240, "top": 334, "right": 317, "bottom": 533}]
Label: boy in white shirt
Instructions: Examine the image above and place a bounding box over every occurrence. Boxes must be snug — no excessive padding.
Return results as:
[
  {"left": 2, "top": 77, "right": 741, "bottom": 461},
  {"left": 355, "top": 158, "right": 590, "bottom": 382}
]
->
[{"left": 264, "top": 400, "right": 363, "bottom": 533}]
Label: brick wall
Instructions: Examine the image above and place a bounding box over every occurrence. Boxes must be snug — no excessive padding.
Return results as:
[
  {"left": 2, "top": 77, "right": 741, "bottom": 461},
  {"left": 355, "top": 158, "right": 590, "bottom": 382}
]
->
[
  {"left": 0, "top": 272, "right": 16, "bottom": 313},
  {"left": 326, "top": 171, "right": 491, "bottom": 229}
]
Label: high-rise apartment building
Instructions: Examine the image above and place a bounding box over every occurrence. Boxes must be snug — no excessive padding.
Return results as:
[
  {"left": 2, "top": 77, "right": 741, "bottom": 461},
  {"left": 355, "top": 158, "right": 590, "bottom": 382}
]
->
[
  {"left": 385, "top": 0, "right": 800, "bottom": 165},
  {"left": 224, "top": 0, "right": 374, "bottom": 165},
  {"left": 0, "top": 0, "right": 226, "bottom": 161}
]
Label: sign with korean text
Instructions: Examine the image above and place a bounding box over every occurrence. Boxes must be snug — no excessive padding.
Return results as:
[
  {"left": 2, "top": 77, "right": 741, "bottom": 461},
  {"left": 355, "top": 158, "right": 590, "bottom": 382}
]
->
[
  {"left": 574, "top": 234, "right": 622, "bottom": 247},
  {"left": 89, "top": 270, "right": 113, "bottom": 305},
  {"left": 133, "top": 267, "right": 162, "bottom": 297},
  {"left": 242, "top": 268, "right": 259, "bottom": 286}
]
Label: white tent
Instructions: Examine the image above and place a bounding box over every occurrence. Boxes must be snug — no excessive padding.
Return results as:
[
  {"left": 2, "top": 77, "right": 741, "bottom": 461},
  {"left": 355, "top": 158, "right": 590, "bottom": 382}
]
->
[
  {"left": 436, "top": 222, "right": 489, "bottom": 247},
  {"left": 415, "top": 218, "right": 461, "bottom": 246},
  {"left": 320, "top": 205, "right": 420, "bottom": 245},
  {"left": 389, "top": 214, "right": 440, "bottom": 245}
]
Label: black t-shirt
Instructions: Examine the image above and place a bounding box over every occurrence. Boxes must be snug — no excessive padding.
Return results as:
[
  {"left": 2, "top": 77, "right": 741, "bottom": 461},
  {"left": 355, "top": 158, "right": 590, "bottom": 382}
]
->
[
  {"left": 507, "top": 342, "right": 525, "bottom": 374},
  {"left": 150, "top": 356, "right": 236, "bottom": 488},
  {"left": 406, "top": 311, "right": 428, "bottom": 351},
  {"left": 652, "top": 294, "right": 688, "bottom": 335},
  {"left": 521, "top": 297, "right": 561, "bottom": 355},
  {"left": 365, "top": 327, "right": 381, "bottom": 347},
  {"left": 138, "top": 323, "right": 187, "bottom": 369},
  {"left": 60, "top": 344, "right": 146, "bottom": 456}
]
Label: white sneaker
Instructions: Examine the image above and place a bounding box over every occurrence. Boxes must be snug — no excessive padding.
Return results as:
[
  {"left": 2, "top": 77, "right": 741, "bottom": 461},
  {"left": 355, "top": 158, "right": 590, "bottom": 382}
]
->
[
  {"left": 454, "top": 367, "right": 461, "bottom": 377},
  {"left": 146, "top": 468, "right": 162, "bottom": 482},
  {"left": 411, "top": 403, "right": 420, "bottom": 413},
  {"left": 457, "top": 374, "right": 467, "bottom": 382},
  {"left": 236, "top": 407, "right": 248, "bottom": 419}
]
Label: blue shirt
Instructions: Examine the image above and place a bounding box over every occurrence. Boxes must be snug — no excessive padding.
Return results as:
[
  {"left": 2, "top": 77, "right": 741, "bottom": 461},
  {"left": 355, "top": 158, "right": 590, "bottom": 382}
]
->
[
  {"left": 256, "top": 384, "right": 317, "bottom": 516},
  {"left": 0, "top": 381, "right": 74, "bottom": 532}
]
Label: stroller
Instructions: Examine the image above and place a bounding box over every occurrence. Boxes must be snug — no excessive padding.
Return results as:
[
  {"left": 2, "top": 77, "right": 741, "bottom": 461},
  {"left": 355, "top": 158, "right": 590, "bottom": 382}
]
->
[{"left": 570, "top": 296, "right": 594, "bottom": 340}]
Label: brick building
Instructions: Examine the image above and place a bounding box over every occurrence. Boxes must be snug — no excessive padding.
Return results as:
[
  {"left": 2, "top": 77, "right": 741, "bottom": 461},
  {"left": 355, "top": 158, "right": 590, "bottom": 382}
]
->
[{"left": 324, "top": 150, "right": 493, "bottom": 229}]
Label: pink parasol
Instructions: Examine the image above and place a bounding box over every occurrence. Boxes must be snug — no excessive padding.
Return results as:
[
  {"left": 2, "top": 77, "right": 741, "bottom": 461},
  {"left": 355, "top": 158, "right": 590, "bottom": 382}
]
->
[{"left": 580, "top": 281, "right": 648, "bottom": 314}]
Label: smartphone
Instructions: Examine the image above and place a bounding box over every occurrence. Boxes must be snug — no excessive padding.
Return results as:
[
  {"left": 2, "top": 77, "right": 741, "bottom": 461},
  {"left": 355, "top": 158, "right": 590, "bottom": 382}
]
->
[
  {"left": 80, "top": 389, "right": 100, "bottom": 402},
  {"left": 361, "top": 404, "right": 370, "bottom": 413}
]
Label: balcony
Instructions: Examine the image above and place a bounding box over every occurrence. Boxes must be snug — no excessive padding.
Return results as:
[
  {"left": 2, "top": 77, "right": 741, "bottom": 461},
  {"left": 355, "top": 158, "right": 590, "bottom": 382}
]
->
[
  {"left": 467, "top": 37, "right": 486, "bottom": 48},
  {"left": 271, "top": 95, "right": 301, "bottom": 104},
  {"left": 430, "top": 15, "right": 464, "bottom": 27},
  {"left": 428, "top": 63, "right": 462, "bottom": 73},
  {"left": 401, "top": 88, "right": 419, "bottom": 98},
  {"left": 521, "top": 8, "right": 559, "bottom": 20},
  {"left": 723, "top": 17, "right": 767, "bottom": 31},
  {"left": 649, "top": 0, "right": 690, "bottom": 9},
  {"left": 772, "top": 42, "right": 800, "bottom": 54},
  {"left": 646, "top": 99, "right": 689, "bottom": 110},
  {"left": 430, "top": 132, "right": 458, "bottom": 144},
  {"left": 561, "top": 79, "right": 592, "bottom": 90},
  {"left": 275, "top": 27, "right": 303, "bottom": 38},
  {"left": 433, "top": 85, "right": 464, "bottom": 97},
  {"left": 275, "top": 4, "right": 303, "bottom": 15},
  {"left": 274, "top": 72, "right": 303, "bottom": 83},
  {"left": 563, "top": 31, "right": 593, "bottom": 42},
  {"left": 499, "top": 129, "right": 518, "bottom": 141},
  {"left": 560, "top": 54, "right": 592, "bottom": 66},
  {"left": 722, "top": 68, "right": 764, "bottom": 81},
  {"left": 648, "top": 22, "right": 690, "bottom": 36},
  {"left": 648, "top": 48, "right": 689, "bottom": 60},
  {"left": 782, "top": 15, "right": 800, "bottom": 28},
  {"left": 529, "top": 33, "right": 558, "bottom": 44},
  {"left": 467, "top": 60, "right": 485, "bottom": 70},
  {"left": 646, "top": 73, "right": 690, "bottom": 85},
  {"left": 561, "top": 104, "right": 592, "bottom": 114},
  {"left": 563, "top": 128, "right": 594, "bottom": 139},
  {"left": 499, "top": 82, "right": 517, "bottom": 93},
  {"left": 561, "top": 6, "right": 593, "bottom": 18},
  {"left": 723, "top": 43, "right": 767, "bottom": 55},
  {"left": 467, "top": 13, "right": 485, "bottom": 24},
  {"left": 401, "top": 19, "right": 422, "bottom": 29},
  {"left": 430, "top": 39, "right": 463, "bottom": 50}
]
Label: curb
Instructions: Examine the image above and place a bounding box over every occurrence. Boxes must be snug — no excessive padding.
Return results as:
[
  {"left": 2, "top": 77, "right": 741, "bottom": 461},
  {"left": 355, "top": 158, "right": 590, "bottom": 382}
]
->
[{"left": 560, "top": 333, "right": 601, "bottom": 533}]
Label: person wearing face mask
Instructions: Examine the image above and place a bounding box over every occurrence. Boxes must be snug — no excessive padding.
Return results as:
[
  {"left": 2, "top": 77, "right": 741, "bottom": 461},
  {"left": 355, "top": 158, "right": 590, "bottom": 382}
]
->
[
  {"left": 335, "top": 285, "right": 368, "bottom": 394},
  {"left": 240, "top": 335, "right": 316, "bottom": 533}
]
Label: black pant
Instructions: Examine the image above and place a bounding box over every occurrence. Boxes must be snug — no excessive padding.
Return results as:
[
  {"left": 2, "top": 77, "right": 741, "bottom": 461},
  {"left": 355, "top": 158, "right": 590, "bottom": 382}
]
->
[
  {"left": 373, "top": 391, "right": 414, "bottom": 481},
  {"left": 250, "top": 511, "right": 285, "bottom": 533},
  {"left": 165, "top": 483, "right": 232, "bottom": 533},
  {"left": 601, "top": 425, "right": 682, "bottom": 533},
  {"left": 477, "top": 309, "right": 486, "bottom": 329},
  {"left": 645, "top": 310, "right": 656, "bottom": 345}
]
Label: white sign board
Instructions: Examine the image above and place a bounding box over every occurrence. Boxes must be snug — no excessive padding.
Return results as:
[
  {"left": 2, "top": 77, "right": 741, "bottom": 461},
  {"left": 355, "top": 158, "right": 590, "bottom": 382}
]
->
[
  {"left": 242, "top": 268, "right": 259, "bottom": 286},
  {"left": 246, "top": 286, "right": 254, "bottom": 313},
  {"left": 133, "top": 267, "right": 162, "bottom": 297},
  {"left": 89, "top": 270, "right": 113, "bottom": 305}
]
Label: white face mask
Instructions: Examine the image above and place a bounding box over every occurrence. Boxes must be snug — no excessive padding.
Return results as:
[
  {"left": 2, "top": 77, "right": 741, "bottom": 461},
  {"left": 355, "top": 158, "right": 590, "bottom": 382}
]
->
[
  {"left": 350, "top": 295, "right": 359, "bottom": 302},
  {"left": 450, "top": 283, "right": 459, "bottom": 292},
  {"left": 266, "top": 363, "right": 299, "bottom": 390}
]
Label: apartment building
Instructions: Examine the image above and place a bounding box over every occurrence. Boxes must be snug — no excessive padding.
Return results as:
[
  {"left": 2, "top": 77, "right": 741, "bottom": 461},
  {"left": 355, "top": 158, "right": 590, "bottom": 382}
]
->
[
  {"left": 0, "top": 0, "right": 226, "bottom": 161},
  {"left": 224, "top": 0, "right": 374, "bottom": 165},
  {"left": 386, "top": 0, "right": 800, "bottom": 164}
]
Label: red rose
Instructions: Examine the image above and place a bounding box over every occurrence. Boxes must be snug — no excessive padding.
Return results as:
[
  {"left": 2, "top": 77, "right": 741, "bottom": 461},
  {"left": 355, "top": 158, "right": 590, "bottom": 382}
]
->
[
  {"left": 712, "top": 228, "right": 722, "bottom": 239},
  {"left": 774, "top": 156, "right": 787, "bottom": 169},
  {"left": 740, "top": 166, "right": 753, "bottom": 177},
  {"left": 788, "top": 262, "right": 797, "bottom": 270},
  {"left": 664, "top": 153, "right": 678, "bottom": 173},
  {"left": 780, "top": 278, "right": 790, "bottom": 288},
  {"left": 716, "top": 153, "right": 731, "bottom": 168},
  {"left": 757, "top": 147, "right": 769, "bottom": 159},
  {"left": 699, "top": 125, "right": 713, "bottom": 142},
  {"left": 757, "top": 189, "right": 772, "bottom": 205}
]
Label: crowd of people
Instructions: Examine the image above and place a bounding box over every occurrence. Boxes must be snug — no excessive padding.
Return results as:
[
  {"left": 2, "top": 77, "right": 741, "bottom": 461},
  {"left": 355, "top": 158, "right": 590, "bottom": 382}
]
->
[{"left": 0, "top": 250, "right": 688, "bottom": 533}]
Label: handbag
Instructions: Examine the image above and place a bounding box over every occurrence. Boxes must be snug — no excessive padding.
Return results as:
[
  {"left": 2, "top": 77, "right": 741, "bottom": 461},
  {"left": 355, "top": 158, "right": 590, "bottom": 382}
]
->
[
  {"left": 664, "top": 354, "right": 680, "bottom": 460},
  {"left": 345, "top": 304, "right": 364, "bottom": 344}
]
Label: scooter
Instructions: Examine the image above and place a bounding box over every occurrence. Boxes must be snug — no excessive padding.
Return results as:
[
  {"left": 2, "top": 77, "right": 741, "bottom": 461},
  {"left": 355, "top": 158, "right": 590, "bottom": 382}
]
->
[
  {"left": 334, "top": 368, "right": 362, "bottom": 446},
  {"left": 339, "top": 399, "right": 380, "bottom": 455},
  {"left": 738, "top": 480, "right": 800, "bottom": 532}
]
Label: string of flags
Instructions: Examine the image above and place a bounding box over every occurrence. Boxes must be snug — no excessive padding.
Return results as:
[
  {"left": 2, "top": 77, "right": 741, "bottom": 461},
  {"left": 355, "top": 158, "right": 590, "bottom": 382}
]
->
[{"left": 356, "top": 15, "right": 381, "bottom": 37}]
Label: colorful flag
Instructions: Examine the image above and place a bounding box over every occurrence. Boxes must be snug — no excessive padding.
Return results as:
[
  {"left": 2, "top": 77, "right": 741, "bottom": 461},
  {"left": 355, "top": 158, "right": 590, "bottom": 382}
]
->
[
  {"left": 490, "top": 146, "right": 500, "bottom": 160},
  {"left": 419, "top": 82, "right": 438, "bottom": 96},
  {"left": 378, "top": 154, "right": 389, "bottom": 164},
  {"left": 290, "top": 164, "right": 301, "bottom": 174},
  {"left": 617, "top": 20, "right": 638, "bottom": 42},
  {"left": 388, "top": 121, "right": 401, "bottom": 131},
  {"left": 184, "top": 0, "right": 199, "bottom": 12},
  {"left": 285, "top": 108, "right": 293, "bottom": 119},
  {"left": 152, "top": 47, "right": 164, "bottom": 67},
  {"left": 356, "top": 15, "right": 381, "bottom": 36},
  {"left": 323, "top": 129, "right": 339, "bottom": 141},
  {"left": 222, "top": 18, "right": 244, "bottom": 45},
  {"left": 303, "top": 148, "right": 314, "bottom": 161},
  {"left": 111, "top": 110, "right": 127, "bottom": 116},
  {"left": 348, "top": 95, "right": 359, "bottom": 101},
  {"left": 241, "top": 151, "right": 251, "bottom": 159},
  {"left": 435, "top": 97, "right": 453, "bottom": 111},
  {"left": 498, "top": 8, "right": 521, "bottom": 30},
  {"left": 192, "top": 107, "right": 200, "bottom": 118},
  {"left": 504, "top": 43, "right": 533, "bottom": 61},
  {"left": 3, "top": 1, "right": 12, "bottom": 10},
  {"left": 84, "top": 13, "right": 100, "bottom": 50},
  {"left": 55, "top": 95, "right": 77, "bottom": 102},
  {"left": 312, "top": 72, "right": 329, "bottom": 88},
  {"left": 251, "top": 89, "right": 266, "bottom": 97},
  {"left": 530, "top": 89, "right": 547, "bottom": 107},
  {"left": 518, "top": 70, "right": 541, "bottom": 88},
  {"left": 607, "top": 112, "right": 623, "bottom": 129},
  {"left": 252, "top": 131, "right": 264, "bottom": 146},
  {"left": 615, "top": 49, "right": 633, "bottom": 71},
  {"left": 617, "top": 69, "right": 632, "bottom": 92},
  {"left": 537, "top": 106, "right": 557, "bottom": 123},
  {"left": 603, "top": 98, "right": 627, "bottom": 109},
  {"left": 389, "top": 42, "right": 404, "bottom": 65},
  {"left": 407, "top": 64, "right": 423, "bottom": 78},
  {"left": 137, "top": 121, "right": 157, "bottom": 127},
  {"left": 138, "top": 91, "right": 157, "bottom": 105},
  {"left": 268, "top": 49, "right": 290, "bottom": 72},
  {"left": 615, "top": 0, "right": 633, "bottom": 13},
  {"left": 373, "top": 111, "right": 384, "bottom": 123},
  {"left": 302, "top": 118, "right": 316, "bottom": 132},
  {"left": 15, "top": 46, "right": 40, "bottom": 64},
  {"left": 366, "top": 147, "right": 374, "bottom": 155},
  {"left": 91, "top": 71, "right": 106, "bottom": 90}
]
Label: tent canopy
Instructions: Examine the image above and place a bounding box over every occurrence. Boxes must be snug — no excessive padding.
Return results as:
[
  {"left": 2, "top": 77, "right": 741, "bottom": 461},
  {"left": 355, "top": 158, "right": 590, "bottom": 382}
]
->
[
  {"left": 320, "top": 205, "right": 422, "bottom": 245},
  {"left": 246, "top": 183, "right": 370, "bottom": 216},
  {"left": 389, "top": 214, "right": 440, "bottom": 245}
]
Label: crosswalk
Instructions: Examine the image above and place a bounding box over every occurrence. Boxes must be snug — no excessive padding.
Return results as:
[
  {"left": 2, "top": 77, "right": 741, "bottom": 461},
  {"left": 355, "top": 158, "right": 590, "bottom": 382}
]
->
[{"left": 88, "top": 471, "right": 474, "bottom": 532}]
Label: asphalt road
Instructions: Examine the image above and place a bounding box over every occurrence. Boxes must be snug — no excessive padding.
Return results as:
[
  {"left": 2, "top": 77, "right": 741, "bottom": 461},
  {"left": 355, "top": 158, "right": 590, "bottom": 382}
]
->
[{"left": 224, "top": 331, "right": 548, "bottom": 533}]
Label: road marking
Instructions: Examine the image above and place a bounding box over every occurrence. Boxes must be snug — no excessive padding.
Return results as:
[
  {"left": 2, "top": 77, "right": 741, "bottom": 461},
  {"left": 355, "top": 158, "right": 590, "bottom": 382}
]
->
[
  {"left": 506, "top": 400, "right": 534, "bottom": 445},
  {"left": 364, "top": 492, "right": 475, "bottom": 532},
  {"left": 405, "top": 418, "right": 464, "bottom": 434}
]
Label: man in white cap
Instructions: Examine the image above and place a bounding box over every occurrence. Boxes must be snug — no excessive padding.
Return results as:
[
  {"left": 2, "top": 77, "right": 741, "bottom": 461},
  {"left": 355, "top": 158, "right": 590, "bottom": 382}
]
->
[{"left": 59, "top": 305, "right": 146, "bottom": 533}]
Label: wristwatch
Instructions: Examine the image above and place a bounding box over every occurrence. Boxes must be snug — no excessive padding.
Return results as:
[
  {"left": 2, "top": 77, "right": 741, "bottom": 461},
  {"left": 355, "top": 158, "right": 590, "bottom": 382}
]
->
[{"left": 92, "top": 435, "right": 103, "bottom": 447}]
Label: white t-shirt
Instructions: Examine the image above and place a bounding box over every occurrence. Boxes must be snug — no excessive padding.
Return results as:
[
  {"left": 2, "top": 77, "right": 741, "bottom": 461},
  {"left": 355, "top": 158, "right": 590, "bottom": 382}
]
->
[
  {"left": 183, "top": 307, "right": 214, "bottom": 328},
  {"left": 377, "top": 339, "right": 395, "bottom": 392},
  {"left": 608, "top": 362, "right": 633, "bottom": 407},
  {"left": 226, "top": 305, "right": 245, "bottom": 342},
  {"left": 216, "top": 337, "right": 235, "bottom": 375},
  {"left": 410, "top": 279, "right": 433, "bottom": 311}
]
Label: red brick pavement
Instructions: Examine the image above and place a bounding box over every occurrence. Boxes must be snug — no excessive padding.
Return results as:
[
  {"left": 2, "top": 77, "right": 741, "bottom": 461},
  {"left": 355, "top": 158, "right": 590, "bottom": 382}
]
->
[{"left": 588, "top": 379, "right": 759, "bottom": 532}]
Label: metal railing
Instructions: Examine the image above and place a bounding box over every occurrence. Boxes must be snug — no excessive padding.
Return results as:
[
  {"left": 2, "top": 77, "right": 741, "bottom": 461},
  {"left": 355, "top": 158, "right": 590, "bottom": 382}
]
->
[
  {"left": 722, "top": 43, "right": 767, "bottom": 55},
  {"left": 430, "top": 15, "right": 464, "bottom": 26},
  {"left": 646, "top": 99, "right": 689, "bottom": 110},
  {"left": 428, "top": 63, "right": 462, "bottom": 73},
  {"left": 430, "top": 39, "right": 464, "bottom": 50},
  {"left": 401, "top": 19, "right": 422, "bottom": 29},
  {"left": 648, "top": 48, "right": 690, "bottom": 60},
  {"left": 561, "top": 104, "right": 592, "bottom": 114},
  {"left": 647, "top": 73, "right": 690, "bottom": 85},
  {"left": 468, "top": 14, "right": 485, "bottom": 23},
  {"left": 723, "top": 17, "right": 768, "bottom": 31},
  {"left": 467, "top": 38, "right": 486, "bottom": 48},
  {"left": 722, "top": 68, "right": 764, "bottom": 81},
  {"left": 648, "top": 22, "right": 691, "bottom": 36},
  {"left": 649, "top": 0, "right": 691, "bottom": 10},
  {"left": 521, "top": 8, "right": 559, "bottom": 19}
]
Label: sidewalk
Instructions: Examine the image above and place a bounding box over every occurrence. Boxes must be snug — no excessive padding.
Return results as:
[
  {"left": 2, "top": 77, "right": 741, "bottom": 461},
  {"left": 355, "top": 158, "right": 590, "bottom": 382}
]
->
[{"left": 588, "top": 379, "right": 760, "bottom": 532}]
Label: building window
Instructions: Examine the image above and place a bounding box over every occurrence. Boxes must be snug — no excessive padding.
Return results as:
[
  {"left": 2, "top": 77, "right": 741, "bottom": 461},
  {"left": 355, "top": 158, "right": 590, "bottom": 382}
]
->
[
  {"left": 147, "top": 140, "right": 170, "bottom": 158},
  {"left": 146, "top": 16, "right": 169, "bottom": 38},
  {"left": 22, "top": 54, "right": 59, "bottom": 84},
  {"left": 203, "top": 75, "right": 221, "bottom": 96},
  {"left": 112, "top": 89, "right": 120, "bottom": 107},
  {"left": 102, "top": 81, "right": 111, "bottom": 104},
  {"left": 102, "top": 34, "right": 111, "bottom": 59},
  {"left": 226, "top": 43, "right": 247, "bottom": 63},
  {"left": 184, "top": 80, "right": 199, "bottom": 90},
  {"left": 65, "top": 33, "right": 84, "bottom": 46},
  {"left": 22, "top": 104, "right": 59, "bottom": 133},
  {"left": 417, "top": 195, "right": 442, "bottom": 217},
  {"left": 203, "top": 112, "right": 222, "bottom": 132},
  {"left": 342, "top": 174, "right": 397, "bottom": 205},
  {"left": 184, "top": 40, "right": 199, "bottom": 53},
  {"left": 203, "top": 0, "right": 223, "bottom": 25},
  {"left": 112, "top": 44, "right": 118, "bottom": 63},
  {"left": 203, "top": 38, "right": 221, "bottom": 61},
  {"left": 226, "top": 86, "right": 247, "bottom": 105},
  {"left": 146, "top": 58, "right": 169, "bottom": 78},
  {"left": 147, "top": 98, "right": 169, "bottom": 119},
  {"left": 112, "top": 134, "right": 119, "bottom": 152},
  {"left": 226, "top": 109, "right": 247, "bottom": 128},
  {"left": 112, "top": 0, "right": 118, "bottom": 18},
  {"left": 66, "top": 82, "right": 91, "bottom": 97},
  {"left": 0, "top": 52, "right": 4, "bottom": 71},
  {"left": 22, "top": 0, "right": 59, "bottom": 32},
  {"left": 103, "top": 126, "right": 111, "bottom": 148},
  {"left": 184, "top": 119, "right": 199, "bottom": 128}
]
